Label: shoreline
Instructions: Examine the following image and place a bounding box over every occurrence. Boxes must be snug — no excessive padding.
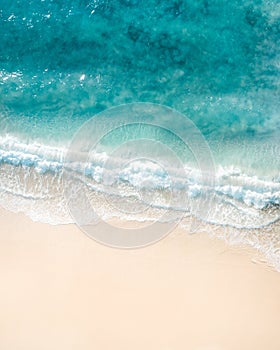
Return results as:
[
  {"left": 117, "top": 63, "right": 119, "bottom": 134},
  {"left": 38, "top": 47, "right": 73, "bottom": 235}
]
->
[{"left": 1, "top": 206, "right": 280, "bottom": 349}]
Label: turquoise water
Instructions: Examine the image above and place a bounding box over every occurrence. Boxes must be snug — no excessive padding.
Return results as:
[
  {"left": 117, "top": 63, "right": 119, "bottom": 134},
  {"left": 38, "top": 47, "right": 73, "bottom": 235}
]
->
[
  {"left": 1, "top": 0, "right": 280, "bottom": 139},
  {"left": 0, "top": 1, "right": 280, "bottom": 265}
]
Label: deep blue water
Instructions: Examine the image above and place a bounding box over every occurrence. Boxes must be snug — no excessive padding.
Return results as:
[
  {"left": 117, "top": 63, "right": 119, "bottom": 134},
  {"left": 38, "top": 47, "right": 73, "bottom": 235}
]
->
[{"left": 1, "top": 0, "right": 279, "bottom": 139}]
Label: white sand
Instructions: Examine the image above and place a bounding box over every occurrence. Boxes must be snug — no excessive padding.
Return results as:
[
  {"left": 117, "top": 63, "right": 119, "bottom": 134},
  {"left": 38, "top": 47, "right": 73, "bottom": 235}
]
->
[{"left": 0, "top": 207, "right": 280, "bottom": 350}]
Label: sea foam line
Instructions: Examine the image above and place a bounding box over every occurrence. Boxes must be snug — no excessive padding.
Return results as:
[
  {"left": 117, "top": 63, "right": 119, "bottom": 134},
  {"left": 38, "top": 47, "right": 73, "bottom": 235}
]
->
[{"left": 0, "top": 135, "right": 280, "bottom": 211}]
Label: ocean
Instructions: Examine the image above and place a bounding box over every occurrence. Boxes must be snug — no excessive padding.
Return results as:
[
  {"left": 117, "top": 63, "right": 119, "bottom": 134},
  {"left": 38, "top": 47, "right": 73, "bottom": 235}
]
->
[{"left": 0, "top": 1, "right": 280, "bottom": 264}]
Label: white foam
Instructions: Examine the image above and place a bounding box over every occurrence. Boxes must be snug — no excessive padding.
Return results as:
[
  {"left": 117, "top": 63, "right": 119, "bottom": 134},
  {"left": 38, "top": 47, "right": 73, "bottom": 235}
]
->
[{"left": 0, "top": 134, "right": 279, "bottom": 226}]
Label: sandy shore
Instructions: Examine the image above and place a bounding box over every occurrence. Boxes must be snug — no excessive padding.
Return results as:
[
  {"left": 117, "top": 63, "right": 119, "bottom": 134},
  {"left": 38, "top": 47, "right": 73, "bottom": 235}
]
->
[{"left": 0, "top": 207, "right": 280, "bottom": 350}]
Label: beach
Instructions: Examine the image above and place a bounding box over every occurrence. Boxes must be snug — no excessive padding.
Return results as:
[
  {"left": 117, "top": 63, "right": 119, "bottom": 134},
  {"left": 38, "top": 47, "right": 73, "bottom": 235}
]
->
[
  {"left": 1, "top": 207, "right": 280, "bottom": 350},
  {"left": 1, "top": 0, "right": 280, "bottom": 349}
]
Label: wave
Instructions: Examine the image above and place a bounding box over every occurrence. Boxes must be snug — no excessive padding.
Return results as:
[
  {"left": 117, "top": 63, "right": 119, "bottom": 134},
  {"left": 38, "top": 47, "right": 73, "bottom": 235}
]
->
[{"left": 0, "top": 135, "right": 279, "bottom": 224}]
